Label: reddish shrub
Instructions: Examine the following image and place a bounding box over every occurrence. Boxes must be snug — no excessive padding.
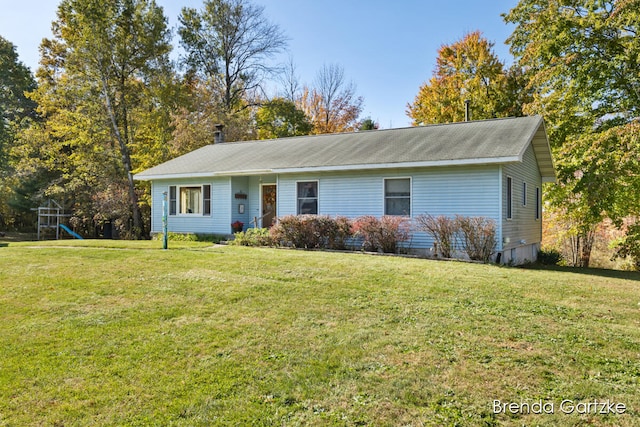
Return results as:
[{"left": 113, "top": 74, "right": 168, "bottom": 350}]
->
[
  {"left": 455, "top": 215, "right": 496, "bottom": 262},
  {"left": 414, "top": 214, "right": 458, "bottom": 258},
  {"left": 352, "top": 215, "right": 410, "bottom": 253},
  {"left": 270, "top": 215, "right": 353, "bottom": 249}
]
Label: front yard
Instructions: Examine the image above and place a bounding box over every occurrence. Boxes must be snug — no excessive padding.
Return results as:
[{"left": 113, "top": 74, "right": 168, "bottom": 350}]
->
[{"left": 0, "top": 241, "right": 638, "bottom": 425}]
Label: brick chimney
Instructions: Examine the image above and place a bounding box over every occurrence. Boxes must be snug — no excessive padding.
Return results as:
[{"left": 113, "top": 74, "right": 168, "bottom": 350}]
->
[{"left": 213, "top": 124, "right": 225, "bottom": 144}]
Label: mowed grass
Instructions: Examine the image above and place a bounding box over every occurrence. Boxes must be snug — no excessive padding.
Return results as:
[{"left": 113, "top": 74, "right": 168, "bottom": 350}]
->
[{"left": 0, "top": 241, "right": 639, "bottom": 426}]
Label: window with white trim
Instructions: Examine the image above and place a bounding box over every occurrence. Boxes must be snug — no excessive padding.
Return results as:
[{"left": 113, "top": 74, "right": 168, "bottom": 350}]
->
[
  {"left": 384, "top": 178, "right": 411, "bottom": 216},
  {"left": 297, "top": 181, "right": 318, "bottom": 215},
  {"left": 536, "top": 187, "right": 541, "bottom": 220},
  {"left": 168, "top": 185, "right": 211, "bottom": 216},
  {"left": 522, "top": 182, "right": 527, "bottom": 206}
]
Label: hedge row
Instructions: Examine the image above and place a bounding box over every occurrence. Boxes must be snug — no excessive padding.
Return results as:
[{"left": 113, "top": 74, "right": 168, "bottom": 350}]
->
[
  {"left": 231, "top": 214, "right": 498, "bottom": 262},
  {"left": 230, "top": 215, "right": 410, "bottom": 254}
]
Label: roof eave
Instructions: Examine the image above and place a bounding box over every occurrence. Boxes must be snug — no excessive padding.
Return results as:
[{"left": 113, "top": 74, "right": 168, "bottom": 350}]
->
[
  {"left": 520, "top": 116, "right": 556, "bottom": 181},
  {"left": 134, "top": 169, "right": 275, "bottom": 181}
]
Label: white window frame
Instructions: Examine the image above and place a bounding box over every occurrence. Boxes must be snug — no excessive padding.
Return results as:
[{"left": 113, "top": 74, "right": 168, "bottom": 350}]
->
[
  {"left": 383, "top": 177, "right": 412, "bottom": 217},
  {"left": 522, "top": 182, "right": 527, "bottom": 206},
  {"left": 168, "top": 184, "right": 211, "bottom": 216},
  {"left": 296, "top": 180, "right": 319, "bottom": 215}
]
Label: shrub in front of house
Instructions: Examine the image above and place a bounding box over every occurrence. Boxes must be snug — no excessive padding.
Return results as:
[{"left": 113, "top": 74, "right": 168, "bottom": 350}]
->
[
  {"left": 270, "top": 215, "right": 317, "bottom": 248},
  {"left": 416, "top": 214, "right": 497, "bottom": 262},
  {"left": 414, "top": 214, "right": 458, "bottom": 258},
  {"left": 537, "top": 247, "right": 564, "bottom": 266},
  {"left": 230, "top": 228, "right": 274, "bottom": 247},
  {"left": 352, "top": 215, "right": 410, "bottom": 254},
  {"left": 455, "top": 215, "right": 497, "bottom": 263},
  {"left": 271, "top": 215, "right": 353, "bottom": 250},
  {"left": 153, "top": 232, "right": 199, "bottom": 242},
  {"left": 320, "top": 215, "right": 352, "bottom": 250}
]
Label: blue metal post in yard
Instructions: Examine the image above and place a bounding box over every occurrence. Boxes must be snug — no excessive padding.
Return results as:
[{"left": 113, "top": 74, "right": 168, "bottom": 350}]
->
[{"left": 162, "top": 191, "right": 168, "bottom": 250}]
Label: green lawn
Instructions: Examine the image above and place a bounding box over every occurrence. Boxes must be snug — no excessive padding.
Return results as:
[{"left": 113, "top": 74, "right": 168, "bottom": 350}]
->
[{"left": 0, "top": 241, "right": 638, "bottom": 426}]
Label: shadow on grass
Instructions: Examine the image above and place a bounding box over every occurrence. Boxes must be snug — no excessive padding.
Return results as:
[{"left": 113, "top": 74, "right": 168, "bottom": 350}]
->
[
  {"left": 523, "top": 263, "right": 640, "bottom": 281},
  {"left": 0, "top": 243, "right": 7, "bottom": 248}
]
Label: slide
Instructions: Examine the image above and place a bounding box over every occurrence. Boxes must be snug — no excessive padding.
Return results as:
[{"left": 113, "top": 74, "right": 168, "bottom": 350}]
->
[{"left": 59, "top": 224, "right": 84, "bottom": 240}]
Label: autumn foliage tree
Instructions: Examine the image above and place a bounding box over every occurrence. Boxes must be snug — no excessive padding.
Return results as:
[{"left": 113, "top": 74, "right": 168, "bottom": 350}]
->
[
  {"left": 14, "top": 0, "right": 174, "bottom": 238},
  {"left": 505, "top": 0, "right": 640, "bottom": 267},
  {"left": 407, "top": 31, "right": 529, "bottom": 125},
  {"left": 297, "top": 64, "right": 363, "bottom": 134}
]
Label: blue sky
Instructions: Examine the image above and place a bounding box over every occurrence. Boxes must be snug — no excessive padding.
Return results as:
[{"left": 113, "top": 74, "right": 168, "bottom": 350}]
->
[{"left": 0, "top": 0, "right": 518, "bottom": 129}]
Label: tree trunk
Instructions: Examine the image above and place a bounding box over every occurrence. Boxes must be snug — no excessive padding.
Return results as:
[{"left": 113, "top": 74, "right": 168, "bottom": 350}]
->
[
  {"left": 100, "top": 75, "right": 143, "bottom": 239},
  {"left": 579, "top": 229, "right": 595, "bottom": 268}
]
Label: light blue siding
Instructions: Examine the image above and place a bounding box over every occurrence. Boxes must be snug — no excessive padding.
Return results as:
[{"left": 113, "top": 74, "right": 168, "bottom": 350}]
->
[
  {"left": 500, "top": 144, "right": 543, "bottom": 263},
  {"left": 150, "top": 177, "right": 232, "bottom": 235},
  {"left": 212, "top": 178, "right": 232, "bottom": 233},
  {"left": 276, "top": 166, "right": 500, "bottom": 250},
  {"left": 502, "top": 145, "right": 543, "bottom": 248},
  {"left": 231, "top": 177, "right": 250, "bottom": 229},
  {"left": 148, "top": 155, "right": 542, "bottom": 258}
]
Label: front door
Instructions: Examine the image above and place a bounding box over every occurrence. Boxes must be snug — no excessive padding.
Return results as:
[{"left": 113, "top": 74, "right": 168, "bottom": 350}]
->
[{"left": 261, "top": 184, "right": 277, "bottom": 227}]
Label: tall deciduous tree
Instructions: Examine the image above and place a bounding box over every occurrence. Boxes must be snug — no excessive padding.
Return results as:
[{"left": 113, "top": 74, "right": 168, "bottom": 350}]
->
[
  {"left": 298, "top": 64, "right": 364, "bottom": 134},
  {"left": 0, "top": 36, "right": 37, "bottom": 229},
  {"left": 505, "top": 0, "right": 640, "bottom": 267},
  {"left": 178, "top": 0, "right": 287, "bottom": 114},
  {"left": 170, "top": 76, "right": 255, "bottom": 154},
  {"left": 407, "top": 31, "right": 529, "bottom": 125},
  {"left": 256, "top": 97, "right": 312, "bottom": 139},
  {"left": 0, "top": 36, "right": 36, "bottom": 164},
  {"left": 24, "top": 0, "right": 173, "bottom": 238},
  {"left": 278, "top": 56, "right": 301, "bottom": 102}
]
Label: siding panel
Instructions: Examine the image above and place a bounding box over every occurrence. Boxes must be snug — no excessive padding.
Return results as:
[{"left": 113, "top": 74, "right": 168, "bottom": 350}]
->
[
  {"left": 502, "top": 144, "right": 543, "bottom": 254},
  {"left": 150, "top": 178, "right": 231, "bottom": 235},
  {"left": 231, "top": 176, "right": 250, "bottom": 229},
  {"left": 275, "top": 166, "right": 500, "bottom": 250}
]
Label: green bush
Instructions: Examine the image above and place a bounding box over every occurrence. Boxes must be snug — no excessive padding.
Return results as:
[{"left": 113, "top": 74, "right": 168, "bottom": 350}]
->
[
  {"left": 538, "top": 247, "right": 563, "bottom": 266},
  {"left": 611, "top": 223, "right": 640, "bottom": 270},
  {"left": 153, "top": 232, "right": 226, "bottom": 243},
  {"left": 229, "top": 228, "right": 273, "bottom": 247},
  {"left": 153, "top": 232, "right": 198, "bottom": 242}
]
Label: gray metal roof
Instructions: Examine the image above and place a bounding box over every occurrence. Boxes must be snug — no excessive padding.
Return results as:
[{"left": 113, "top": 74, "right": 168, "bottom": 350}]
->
[{"left": 135, "top": 115, "right": 555, "bottom": 182}]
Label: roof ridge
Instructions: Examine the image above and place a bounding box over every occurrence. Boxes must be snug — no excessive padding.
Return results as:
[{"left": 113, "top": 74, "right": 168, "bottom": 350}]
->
[{"left": 216, "top": 115, "right": 539, "bottom": 146}]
